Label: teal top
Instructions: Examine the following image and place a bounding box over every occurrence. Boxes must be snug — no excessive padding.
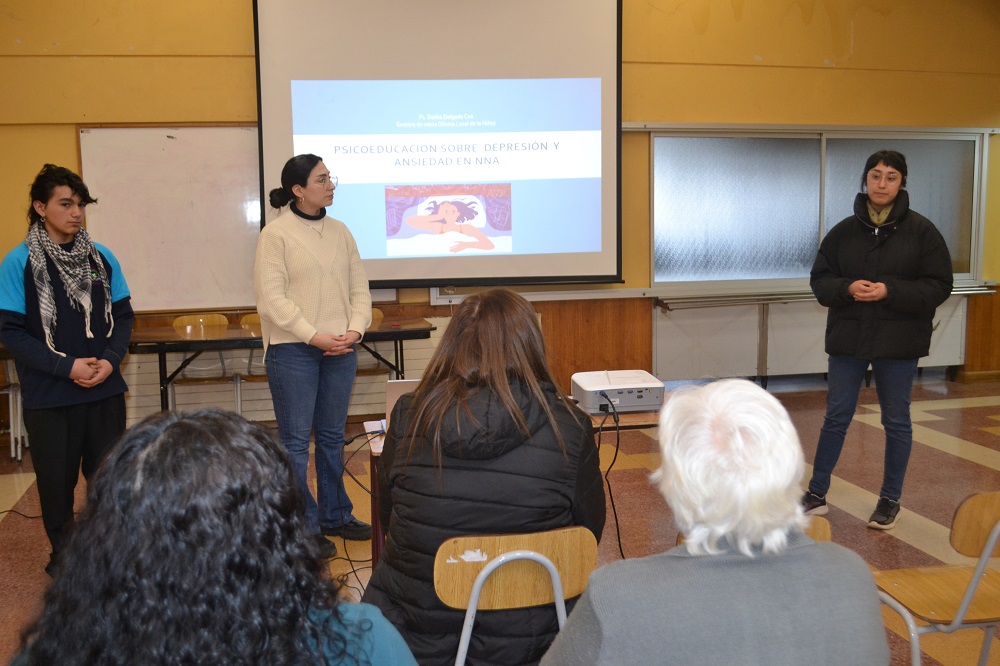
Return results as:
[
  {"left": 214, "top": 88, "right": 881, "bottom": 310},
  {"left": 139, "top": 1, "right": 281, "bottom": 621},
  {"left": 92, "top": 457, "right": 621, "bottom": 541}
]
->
[{"left": 322, "top": 602, "right": 417, "bottom": 665}]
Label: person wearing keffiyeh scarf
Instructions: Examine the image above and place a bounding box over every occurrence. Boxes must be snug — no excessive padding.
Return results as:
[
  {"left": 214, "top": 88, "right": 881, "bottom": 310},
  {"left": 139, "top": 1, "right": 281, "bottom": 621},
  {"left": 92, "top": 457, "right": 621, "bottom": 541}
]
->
[
  {"left": 0, "top": 164, "right": 134, "bottom": 576},
  {"left": 26, "top": 220, "right": 114, "bottom": 356}
]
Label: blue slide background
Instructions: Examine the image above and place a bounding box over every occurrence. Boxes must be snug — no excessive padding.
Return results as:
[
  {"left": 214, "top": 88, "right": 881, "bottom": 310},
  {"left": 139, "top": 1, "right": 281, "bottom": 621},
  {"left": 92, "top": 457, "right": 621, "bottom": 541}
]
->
[{"left": 292, "top": 79, "right": 600, "bottom": 134}]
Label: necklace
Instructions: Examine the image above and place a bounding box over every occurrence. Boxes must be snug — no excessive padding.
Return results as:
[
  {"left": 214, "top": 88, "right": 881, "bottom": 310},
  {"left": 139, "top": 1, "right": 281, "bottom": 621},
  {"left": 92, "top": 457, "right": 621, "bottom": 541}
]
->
[
  {"left": 291, "top": 202, "right": 326, "bottom": 237},
  {"left": 299, "top": 218, "right": 325, "bottom": 238}
]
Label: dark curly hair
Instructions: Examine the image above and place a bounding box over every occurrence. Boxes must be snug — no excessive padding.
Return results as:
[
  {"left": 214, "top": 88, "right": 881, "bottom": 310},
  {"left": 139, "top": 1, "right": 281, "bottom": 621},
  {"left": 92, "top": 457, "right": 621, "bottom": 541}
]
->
[
  {"left": 27, "top": 163, "right": 97, "bottom": 225},
  {"left": 19, "top": 409, "right": 371, "bottom": 666}
]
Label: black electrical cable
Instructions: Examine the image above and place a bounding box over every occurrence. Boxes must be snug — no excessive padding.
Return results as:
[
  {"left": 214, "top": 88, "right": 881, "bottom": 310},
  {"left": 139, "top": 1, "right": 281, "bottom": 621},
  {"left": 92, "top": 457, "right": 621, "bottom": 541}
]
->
[
  {"left": 340, "top": 430, "right": 384, "bottom": 498},
  {"left": 597, "top": 391, "right": 626, "bottom": 560},
  {"left": 335, "top": 537, "right": 373, "bottom": 599},
  {"left": 0, "top": 509, "right": 41, "bottom": 519},
  {"left": 333, "top": 427, "right": 386, "bottom": 595}
]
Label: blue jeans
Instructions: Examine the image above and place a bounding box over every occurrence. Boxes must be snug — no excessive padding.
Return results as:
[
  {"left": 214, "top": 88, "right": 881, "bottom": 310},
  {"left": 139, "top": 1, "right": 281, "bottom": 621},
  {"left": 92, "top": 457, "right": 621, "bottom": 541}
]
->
[
  {"left": 266, "top": 342, "right": 357, "bottom": 533},
  {"left": 808, "top": 355, "right": 918, "bottom": 502}
]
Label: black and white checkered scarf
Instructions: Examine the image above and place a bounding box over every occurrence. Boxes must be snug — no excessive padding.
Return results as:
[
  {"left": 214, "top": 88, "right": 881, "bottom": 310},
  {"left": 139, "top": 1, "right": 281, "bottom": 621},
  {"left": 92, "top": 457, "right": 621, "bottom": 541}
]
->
[{"left": 25, "top": 220, "right": 113, "bottom": 356}]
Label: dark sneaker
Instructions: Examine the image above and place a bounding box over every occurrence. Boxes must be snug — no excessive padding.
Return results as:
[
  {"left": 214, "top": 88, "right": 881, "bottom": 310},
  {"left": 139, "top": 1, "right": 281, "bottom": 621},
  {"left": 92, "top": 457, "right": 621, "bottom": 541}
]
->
[
  {"left": 322, "top": 518, "right": 372, "bottom": 541},
  {"left": 801, "top": 491, "right": 828, "bottom": 516},
  {"left": 868, "top": 497, "right": 900, "bottom": 530},
  {"left": 313, "top": 534, "right": 338, "bottom": 559}
]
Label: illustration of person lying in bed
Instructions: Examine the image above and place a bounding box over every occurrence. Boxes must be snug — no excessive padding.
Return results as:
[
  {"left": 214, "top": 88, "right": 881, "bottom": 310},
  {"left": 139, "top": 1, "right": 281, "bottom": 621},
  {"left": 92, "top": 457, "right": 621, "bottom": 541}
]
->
[{"left": 404, "top": 199, "right": 495, "bottom": 253}]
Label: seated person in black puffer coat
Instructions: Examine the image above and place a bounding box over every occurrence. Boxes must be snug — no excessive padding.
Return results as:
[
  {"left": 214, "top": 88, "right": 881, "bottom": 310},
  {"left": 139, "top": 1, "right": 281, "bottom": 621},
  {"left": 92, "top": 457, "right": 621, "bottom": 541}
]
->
[{"left": 362, "top": 287, "right": 606, "bottom": 666}]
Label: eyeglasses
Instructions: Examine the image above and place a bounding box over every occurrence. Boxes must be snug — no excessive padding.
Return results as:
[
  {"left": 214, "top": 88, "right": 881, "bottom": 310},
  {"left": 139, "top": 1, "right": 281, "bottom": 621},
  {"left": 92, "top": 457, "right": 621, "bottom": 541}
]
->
[{"left": 867, "top": 170, "right": 900, "bottom": 185}]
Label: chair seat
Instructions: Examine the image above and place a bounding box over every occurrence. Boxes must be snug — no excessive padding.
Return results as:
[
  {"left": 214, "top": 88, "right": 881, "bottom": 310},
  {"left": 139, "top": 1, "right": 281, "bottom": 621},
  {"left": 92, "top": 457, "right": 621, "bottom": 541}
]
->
[
  {"left": 874, "top": 566, "right": 1000, "bottom": 624},
  {"left": 239, "top": 373, "right": 270, "bottom": 383}
]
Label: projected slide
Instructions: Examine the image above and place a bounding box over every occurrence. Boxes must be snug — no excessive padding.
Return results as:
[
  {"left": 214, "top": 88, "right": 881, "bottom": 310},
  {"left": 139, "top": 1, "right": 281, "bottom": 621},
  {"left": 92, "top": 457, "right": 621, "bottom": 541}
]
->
[{"left": 291, "top": 78, "right": 601, "bottom": 262}]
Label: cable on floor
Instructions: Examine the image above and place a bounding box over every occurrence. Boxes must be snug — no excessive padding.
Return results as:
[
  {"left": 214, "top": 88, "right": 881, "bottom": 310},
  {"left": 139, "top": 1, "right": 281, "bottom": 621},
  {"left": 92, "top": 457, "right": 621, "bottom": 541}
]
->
[
  {"left": 0, "top": 508, "right": 41, "bottom": 519},
  {"left": 341, "top": 429, "right": 383, "bottom": 497},
  {"left": 597, "top": 392, "right": 625, "bottom": 560},
  {"left": 333, "top": 536, "right": 373, "bottom": 599}
]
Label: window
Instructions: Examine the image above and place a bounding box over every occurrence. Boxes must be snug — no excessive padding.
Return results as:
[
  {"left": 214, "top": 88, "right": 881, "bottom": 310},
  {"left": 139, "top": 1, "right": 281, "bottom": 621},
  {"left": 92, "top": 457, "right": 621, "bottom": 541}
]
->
[{"left": 651, "top": 131, "right": 982, "bottom": 296}]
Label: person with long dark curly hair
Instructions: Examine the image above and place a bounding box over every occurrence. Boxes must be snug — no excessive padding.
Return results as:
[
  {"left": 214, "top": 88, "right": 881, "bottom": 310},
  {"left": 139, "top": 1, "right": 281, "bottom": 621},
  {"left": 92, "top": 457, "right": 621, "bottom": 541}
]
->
[{"left": 14, "top": 409, "right": 416, "bottom": 666}]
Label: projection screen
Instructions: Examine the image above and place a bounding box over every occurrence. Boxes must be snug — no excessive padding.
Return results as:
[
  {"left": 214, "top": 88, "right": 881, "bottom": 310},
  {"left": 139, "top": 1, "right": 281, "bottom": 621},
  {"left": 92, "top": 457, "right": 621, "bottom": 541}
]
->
[{"left": 254, "top": 0, "right": 622, "bottom": 288}]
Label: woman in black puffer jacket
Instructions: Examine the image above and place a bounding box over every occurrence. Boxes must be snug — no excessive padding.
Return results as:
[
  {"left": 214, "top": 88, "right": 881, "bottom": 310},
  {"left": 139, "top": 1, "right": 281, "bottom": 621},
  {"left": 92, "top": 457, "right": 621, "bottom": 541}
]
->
[
  {"left": 362, "top": 288, "right": 606, "bottom": 666},
  {"left": 802, "top": 149, "right": 952, "bottom": 530}
]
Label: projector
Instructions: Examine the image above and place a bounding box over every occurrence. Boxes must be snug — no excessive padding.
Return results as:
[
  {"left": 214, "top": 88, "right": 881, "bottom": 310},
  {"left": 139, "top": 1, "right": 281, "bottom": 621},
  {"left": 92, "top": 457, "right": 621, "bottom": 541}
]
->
[{"left": 571, "top": 370, "right": 664, "bottom": 415}]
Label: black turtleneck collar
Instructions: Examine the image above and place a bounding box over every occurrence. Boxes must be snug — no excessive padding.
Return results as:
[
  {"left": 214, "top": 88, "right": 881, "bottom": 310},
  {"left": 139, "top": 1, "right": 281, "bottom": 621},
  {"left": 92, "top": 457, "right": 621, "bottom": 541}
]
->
[{"left": 290, "top": 202, "right": 326, "bottom": 221}]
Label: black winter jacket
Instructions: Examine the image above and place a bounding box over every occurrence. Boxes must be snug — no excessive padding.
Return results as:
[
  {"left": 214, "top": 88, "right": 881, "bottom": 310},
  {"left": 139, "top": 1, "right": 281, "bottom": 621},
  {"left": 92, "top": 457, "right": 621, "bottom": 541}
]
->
[
  {"left": 361, "top": 381, "right": 605, "bottom": 666},
  {"left": 810, "top": 190, "right": 952, "bottom": 360}
]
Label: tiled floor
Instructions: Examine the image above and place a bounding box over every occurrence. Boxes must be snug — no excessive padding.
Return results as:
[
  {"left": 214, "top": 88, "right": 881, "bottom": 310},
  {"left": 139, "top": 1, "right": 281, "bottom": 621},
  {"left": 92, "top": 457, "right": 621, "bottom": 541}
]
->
[{"left": 2, "top": 372, "right": 1000, "bottom": 665}]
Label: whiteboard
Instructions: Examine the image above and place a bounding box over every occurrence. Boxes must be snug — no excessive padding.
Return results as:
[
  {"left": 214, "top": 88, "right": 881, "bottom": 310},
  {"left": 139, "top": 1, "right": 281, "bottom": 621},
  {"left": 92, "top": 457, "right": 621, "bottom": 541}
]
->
[{"left": 80, "top": 126, "right": 261, "bottom": 311}]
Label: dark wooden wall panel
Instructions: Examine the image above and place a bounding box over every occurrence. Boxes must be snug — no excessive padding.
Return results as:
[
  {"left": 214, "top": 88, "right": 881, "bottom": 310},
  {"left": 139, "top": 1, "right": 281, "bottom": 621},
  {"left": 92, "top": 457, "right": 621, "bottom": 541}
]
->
[
  {"left": 534, "top": 298, "right": 654, "bottom": 393},
  {"left": 957, "top": 293, "right": 1000, "bottom": 382}
]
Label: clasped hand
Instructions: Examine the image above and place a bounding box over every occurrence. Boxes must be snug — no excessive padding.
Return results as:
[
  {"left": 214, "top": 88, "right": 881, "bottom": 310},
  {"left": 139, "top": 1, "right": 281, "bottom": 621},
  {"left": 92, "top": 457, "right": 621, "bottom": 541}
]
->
[
  {"left": 309, "top": 331, "right": 361, "bottom": 356},
  {"left": 849, "top": 280, "right": 888, "bottom": 302},
  {"left": 71, "top": 357, "right": 113, "bottom": 388}
]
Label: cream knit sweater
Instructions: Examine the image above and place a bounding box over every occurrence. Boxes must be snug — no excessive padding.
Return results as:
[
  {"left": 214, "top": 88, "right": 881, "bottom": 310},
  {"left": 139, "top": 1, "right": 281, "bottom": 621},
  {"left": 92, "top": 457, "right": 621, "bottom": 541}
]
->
[{"left": 253, "top": 208, "right": 371, "bottom": 353}]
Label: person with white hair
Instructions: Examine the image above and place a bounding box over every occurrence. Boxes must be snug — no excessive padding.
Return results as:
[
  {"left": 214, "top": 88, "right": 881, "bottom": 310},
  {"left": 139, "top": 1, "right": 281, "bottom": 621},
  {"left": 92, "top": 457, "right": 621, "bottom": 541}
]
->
[{"left": 541, "top": 378, "right": 889, "bottom": 666}]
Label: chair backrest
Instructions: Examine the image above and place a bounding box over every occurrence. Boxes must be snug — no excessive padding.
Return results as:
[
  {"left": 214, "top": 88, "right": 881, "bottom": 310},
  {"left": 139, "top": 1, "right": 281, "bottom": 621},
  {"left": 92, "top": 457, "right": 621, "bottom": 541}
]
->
[
  {"left": 950, "top": 491, "right": 1000, "bottom": 557},
  {"left": 173, "top": 313, "right": 229, "bottom": 329},
  {"left": 434, "top": 526, "right": 597, "bottom": 611},
  {"left": 172, "top": 313, "right": 230, "bottom": 378},
  {"left": 806, "top": 515, "right": 832, "bottom": 542}
]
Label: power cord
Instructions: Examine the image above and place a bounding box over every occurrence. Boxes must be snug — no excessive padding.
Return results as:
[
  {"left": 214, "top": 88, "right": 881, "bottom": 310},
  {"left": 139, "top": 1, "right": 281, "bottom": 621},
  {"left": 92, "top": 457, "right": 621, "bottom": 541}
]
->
[
  {"left": 597, "top": 391, "right": 626, "bottom": 560},
  {"left": 335, "top": 537, "right": 373, "bottom": 600},
  {"left": 334, "top": 428, "right": 386, "bottom": 596},
  {"left": 340, "top": 429, "right": 384, "bottom": 498},
  {"left": 0, "top": 509, "right": 41, "bottom": 519}
]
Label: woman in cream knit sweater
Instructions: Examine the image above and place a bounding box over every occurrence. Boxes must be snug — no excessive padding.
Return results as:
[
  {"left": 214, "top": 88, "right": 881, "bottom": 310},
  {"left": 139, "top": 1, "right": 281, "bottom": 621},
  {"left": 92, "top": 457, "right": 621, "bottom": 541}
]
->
[{"left": 254, "top": 154, "right": 372, "bottom": 558}]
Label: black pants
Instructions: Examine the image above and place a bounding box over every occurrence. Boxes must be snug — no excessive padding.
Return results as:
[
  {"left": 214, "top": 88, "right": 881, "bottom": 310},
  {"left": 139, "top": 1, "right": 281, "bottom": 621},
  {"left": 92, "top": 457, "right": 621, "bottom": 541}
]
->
[{"left": 23, "top": 394, "right": 127, "bottom": 559}]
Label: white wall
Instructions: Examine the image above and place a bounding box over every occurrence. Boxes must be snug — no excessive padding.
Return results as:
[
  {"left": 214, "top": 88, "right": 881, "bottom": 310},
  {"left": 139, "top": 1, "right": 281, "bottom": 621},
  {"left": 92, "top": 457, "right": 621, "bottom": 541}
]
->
[{"left": 654, "top": 296, "right": 966, "bottom": 382}]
